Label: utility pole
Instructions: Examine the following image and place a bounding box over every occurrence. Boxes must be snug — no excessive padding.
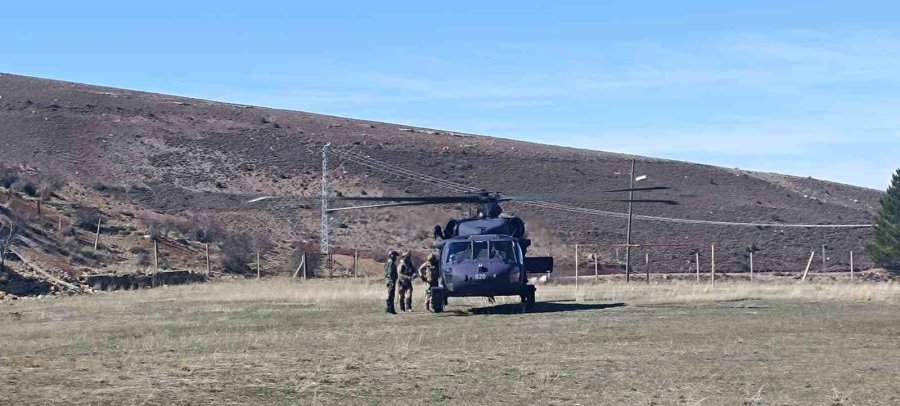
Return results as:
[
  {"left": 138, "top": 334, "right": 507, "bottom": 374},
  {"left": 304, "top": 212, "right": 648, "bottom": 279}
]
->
[
  {"left": 624, "top": 159, "right": 635, "bottom": 283},
  {"left": 321, "top": 143, "right": 332, "bottom": 273}
]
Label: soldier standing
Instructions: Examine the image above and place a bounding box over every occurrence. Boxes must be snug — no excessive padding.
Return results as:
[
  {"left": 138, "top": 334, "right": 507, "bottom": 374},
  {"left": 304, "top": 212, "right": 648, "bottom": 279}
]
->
[
  {"left": 397, "top": 251, "right": 416, "bottom": 312},
  {"left": 384, "top": 250, "right": 399, "bottom": 314},
  {"left": 418, "top": 253, "right": 440, "bottom": 312}
]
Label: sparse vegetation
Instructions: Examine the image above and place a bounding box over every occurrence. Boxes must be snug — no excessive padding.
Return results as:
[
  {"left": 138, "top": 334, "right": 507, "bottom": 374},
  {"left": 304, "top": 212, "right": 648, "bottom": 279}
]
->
[
  {"left": 174, "top": 213, "right": 223, "bottom": 243},
  {"left": 868, "top": 168, "right": 900, "bottom": 271},
  {"left": 2, "top": 280, "right": 900, "bottom": 404},
  {"left": 72, "top": 206, "right": 102, "bottom": 230},
  {"left": 143, "top": 217, "right": 177, "bottom": 241},
  {"left": 34, "top": 172, "right": 63, "bottom": 216},
  {"left": 218, "top": 233, "right": 272, "bottom": 274},
  {"left": 9, "top": 177, "right": 35, "bottom": 197},
  {"left": 0, "top": 166, "right": 21, "bottom": 190}
]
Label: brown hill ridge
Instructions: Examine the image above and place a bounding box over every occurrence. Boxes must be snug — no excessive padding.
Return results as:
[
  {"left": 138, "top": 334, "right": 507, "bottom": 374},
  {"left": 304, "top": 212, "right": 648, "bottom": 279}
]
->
[{"left": 0, "top": 73, "right": 883, "bottom": 275}]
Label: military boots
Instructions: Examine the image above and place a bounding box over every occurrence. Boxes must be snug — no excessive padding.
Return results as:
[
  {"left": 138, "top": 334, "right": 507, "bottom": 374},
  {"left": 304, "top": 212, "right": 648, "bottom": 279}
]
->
[{"left": 386, "top": 300, "right": 396, "bottom": 314}]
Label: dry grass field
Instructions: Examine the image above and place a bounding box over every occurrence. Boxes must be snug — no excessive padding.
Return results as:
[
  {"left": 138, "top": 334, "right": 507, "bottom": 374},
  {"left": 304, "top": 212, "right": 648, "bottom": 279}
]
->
[{"left": 3, "top": 279, "right": 900, "bottom": 405}]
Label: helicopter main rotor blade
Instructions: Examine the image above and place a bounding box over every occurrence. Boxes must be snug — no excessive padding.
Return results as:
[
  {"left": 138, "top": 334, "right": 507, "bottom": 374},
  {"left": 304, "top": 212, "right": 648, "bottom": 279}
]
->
[
  {"left": 326, "top": 201, "right": 446, "bottom": 212},
  {"left": 332, "top": 195, "right": 473, "bottom": 202},
  {"left": 332, "top": 195, "right": 512, "bottom": 204},
  {"left": 611, "top": 199, "right": 679, "bottom": 205},
  {"left": 601, "top": 186, "right": 671, "bottom": 193}
]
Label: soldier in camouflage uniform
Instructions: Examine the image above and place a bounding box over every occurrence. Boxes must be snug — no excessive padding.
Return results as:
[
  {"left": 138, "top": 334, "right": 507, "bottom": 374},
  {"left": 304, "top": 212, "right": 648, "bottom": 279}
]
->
[
  {"left": 384, "top": 251, "right": 399, "bottom": 314},
  {"left": 418, "top": 253, "right": 440, "bottom": 312},
  {"left": 397, "top": 251, "right": 416, "bottom": 312}
]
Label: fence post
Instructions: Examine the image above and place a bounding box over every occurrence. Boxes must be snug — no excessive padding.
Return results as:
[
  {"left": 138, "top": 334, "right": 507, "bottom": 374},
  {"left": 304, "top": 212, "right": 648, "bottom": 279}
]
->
[
  {"left": 695, "top": 252, "right": 700, "bottom": 283},
  {"left": 205, "top": 243, "right": 210, "bottom": 276},
  {"left": 293, "top": 252, "right": 305, "bottom": 279},
  {"left": 93, "top": 217, "right": 102, "bottom": 250},
  {"left": 645, "top": 252, "right": 650, "bottom": 284},
  {"left": 303, "top": 252, "right": 308, "bottom": 280},
  {"left": 574, "top": 244, "right": 579, "bottom": 297},
  {"left": 154, "top": 240, "right": 159, "bottom": 269},
  {"left": 801, "top": 250, "right": 816, "bottom": 282},
  {"left": 710, "top": 244, "right": 716, "bottom": 285},
  {"left": 749, "top": 251, "right": 754, "bottom": 283},
  {"left": 850, "top": 251, "right": 854, "bottom": 281},
  {"left": 257, "top": 252, "right": 261, "bottom": 280},
  {"left": 354, "top": 250, "right": 359, "bottom": 278},
  {"left": 594, "top": 252, "right": 599, "bottom": 280}
]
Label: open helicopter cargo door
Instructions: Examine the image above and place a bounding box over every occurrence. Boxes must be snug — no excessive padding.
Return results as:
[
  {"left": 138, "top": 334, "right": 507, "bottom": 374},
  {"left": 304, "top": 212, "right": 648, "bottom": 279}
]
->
[{"left": 524, "top": 257, "right": 553, "bottom": 273}]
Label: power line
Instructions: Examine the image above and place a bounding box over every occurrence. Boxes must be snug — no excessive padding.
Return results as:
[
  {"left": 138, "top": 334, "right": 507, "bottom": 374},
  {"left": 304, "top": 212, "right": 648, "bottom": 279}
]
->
[
  {"left": 327, "top": 145, "right": 874, "bottom": 229},
  {"left": 515, "top": 200, "right": 871, "bottom": 228},
  {"left": 332, "top": 148, "right": 479, "bottom": 193}
]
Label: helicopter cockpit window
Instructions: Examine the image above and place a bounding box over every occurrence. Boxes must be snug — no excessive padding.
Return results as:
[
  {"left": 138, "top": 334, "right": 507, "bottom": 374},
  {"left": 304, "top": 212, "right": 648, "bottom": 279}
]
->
[
  {"left": 473, "top": 241, "right": 489, "bottom": 262},
  {"left": 490, "top": 241, "right": 519, "bottom": 264},
  {"left": 448, "top": 242, "right": 472, "bottom": 264}
]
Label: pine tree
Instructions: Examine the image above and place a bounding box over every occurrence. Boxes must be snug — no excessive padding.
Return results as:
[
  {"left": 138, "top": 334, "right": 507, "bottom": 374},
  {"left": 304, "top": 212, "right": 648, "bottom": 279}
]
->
[{"left": 867, "top": 169, "right": 900, "bottom": 271}]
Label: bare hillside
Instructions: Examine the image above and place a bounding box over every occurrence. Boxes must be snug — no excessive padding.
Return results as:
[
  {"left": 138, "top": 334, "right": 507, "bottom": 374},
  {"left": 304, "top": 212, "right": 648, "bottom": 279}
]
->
[{"left": 0, "top": 73, "right": 883, "bottom": 274}]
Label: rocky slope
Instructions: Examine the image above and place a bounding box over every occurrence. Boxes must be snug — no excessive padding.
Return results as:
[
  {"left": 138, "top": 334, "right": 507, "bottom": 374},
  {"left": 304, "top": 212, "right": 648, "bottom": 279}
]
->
[{"left": 0, "top": 73, "right": 883, "bottom": 275}]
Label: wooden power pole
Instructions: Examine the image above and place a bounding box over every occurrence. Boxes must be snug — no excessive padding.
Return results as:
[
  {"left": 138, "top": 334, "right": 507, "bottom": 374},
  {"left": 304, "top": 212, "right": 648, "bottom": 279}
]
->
[{"left": 624, "top": 159, "right": 636, "bottom": 283}]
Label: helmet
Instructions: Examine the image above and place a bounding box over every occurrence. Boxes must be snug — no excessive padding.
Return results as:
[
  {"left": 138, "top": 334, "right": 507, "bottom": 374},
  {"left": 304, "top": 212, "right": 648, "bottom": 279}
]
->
[
  {"left": 427, "top": 253, "right": 438, "bottom": 262},
  {"left": 401, "top": 251, "right": 411, "bottom": 258},
  {"left": 388, "top": 250, "right": 399, "bottom": 258}
]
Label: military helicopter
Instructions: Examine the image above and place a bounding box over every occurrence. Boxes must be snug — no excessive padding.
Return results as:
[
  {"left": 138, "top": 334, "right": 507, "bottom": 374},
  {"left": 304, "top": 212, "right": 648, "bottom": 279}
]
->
[{"left": 327, "top": 188, "right": 675, "bottom": 313}]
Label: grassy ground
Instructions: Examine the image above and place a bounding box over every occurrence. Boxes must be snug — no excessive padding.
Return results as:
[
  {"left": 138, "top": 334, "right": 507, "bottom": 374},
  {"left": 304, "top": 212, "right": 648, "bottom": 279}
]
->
[{"left": 3, "top": 279, "right": 900, "bottom": 405}]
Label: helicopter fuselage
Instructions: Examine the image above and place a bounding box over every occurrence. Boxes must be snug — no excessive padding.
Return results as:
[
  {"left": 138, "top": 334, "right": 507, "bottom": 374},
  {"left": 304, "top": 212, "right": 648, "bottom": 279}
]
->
[{"left": 438, "top": 234, "right": 526, "bottom": 297}]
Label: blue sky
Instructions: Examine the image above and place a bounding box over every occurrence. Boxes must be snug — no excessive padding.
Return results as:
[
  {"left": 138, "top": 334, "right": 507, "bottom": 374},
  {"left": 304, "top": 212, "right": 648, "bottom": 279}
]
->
[{"left": 2, "top": 1, "right": 898, "bottom": 189}]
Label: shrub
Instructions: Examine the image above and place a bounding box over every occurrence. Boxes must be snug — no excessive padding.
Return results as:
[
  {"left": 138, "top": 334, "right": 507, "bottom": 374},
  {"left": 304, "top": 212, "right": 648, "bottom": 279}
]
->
[
  {"left": 36, "top": 173, "right": 64, "bottom": 201},
  {"left": 0, "top": 167, "right": 20, "bottom": 189},
  {"left": 129, "top": 246, "right": 149, "bottom": 255},
  {"left": 73, "top": 207, "right": 102, "bottom": 230},
  {"left": 218, "top": 234, "right": 272, "bottom": 274},
  {"left": 10, "top": 178, "right": 36, "bottom": 197},
  {"left": 174, "top": 214, "right": 223, "bottom": 243},
  {"left": 287, "top": 247, "right": 321, "bottom": 278},
  {"left": 144, "top": 217, "right": 175, "bottom": 241},
  {"left": 136, "top": 252, "right": 151, "bottom": 267}
]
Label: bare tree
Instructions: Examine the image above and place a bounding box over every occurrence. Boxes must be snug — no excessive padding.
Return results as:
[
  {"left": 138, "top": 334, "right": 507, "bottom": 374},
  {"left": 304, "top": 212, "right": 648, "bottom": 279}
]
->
[{"left": 0, "top": 221, "right": 22, "bottom": 270}]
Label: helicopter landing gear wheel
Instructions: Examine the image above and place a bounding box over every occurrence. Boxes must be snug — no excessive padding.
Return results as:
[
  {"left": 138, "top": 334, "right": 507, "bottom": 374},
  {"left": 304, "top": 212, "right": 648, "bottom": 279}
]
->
[
  {"left": 521, "top": 284, "right": 536, "bottom": 312},
  {"left": 432, "top": 287, "right": 445, "bottom": 313}
]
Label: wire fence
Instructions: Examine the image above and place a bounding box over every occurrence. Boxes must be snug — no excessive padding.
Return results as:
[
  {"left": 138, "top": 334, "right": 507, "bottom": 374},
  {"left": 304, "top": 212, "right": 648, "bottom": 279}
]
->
[{"left": 566, "top": 243, "right": 870, "bottom": 284}]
